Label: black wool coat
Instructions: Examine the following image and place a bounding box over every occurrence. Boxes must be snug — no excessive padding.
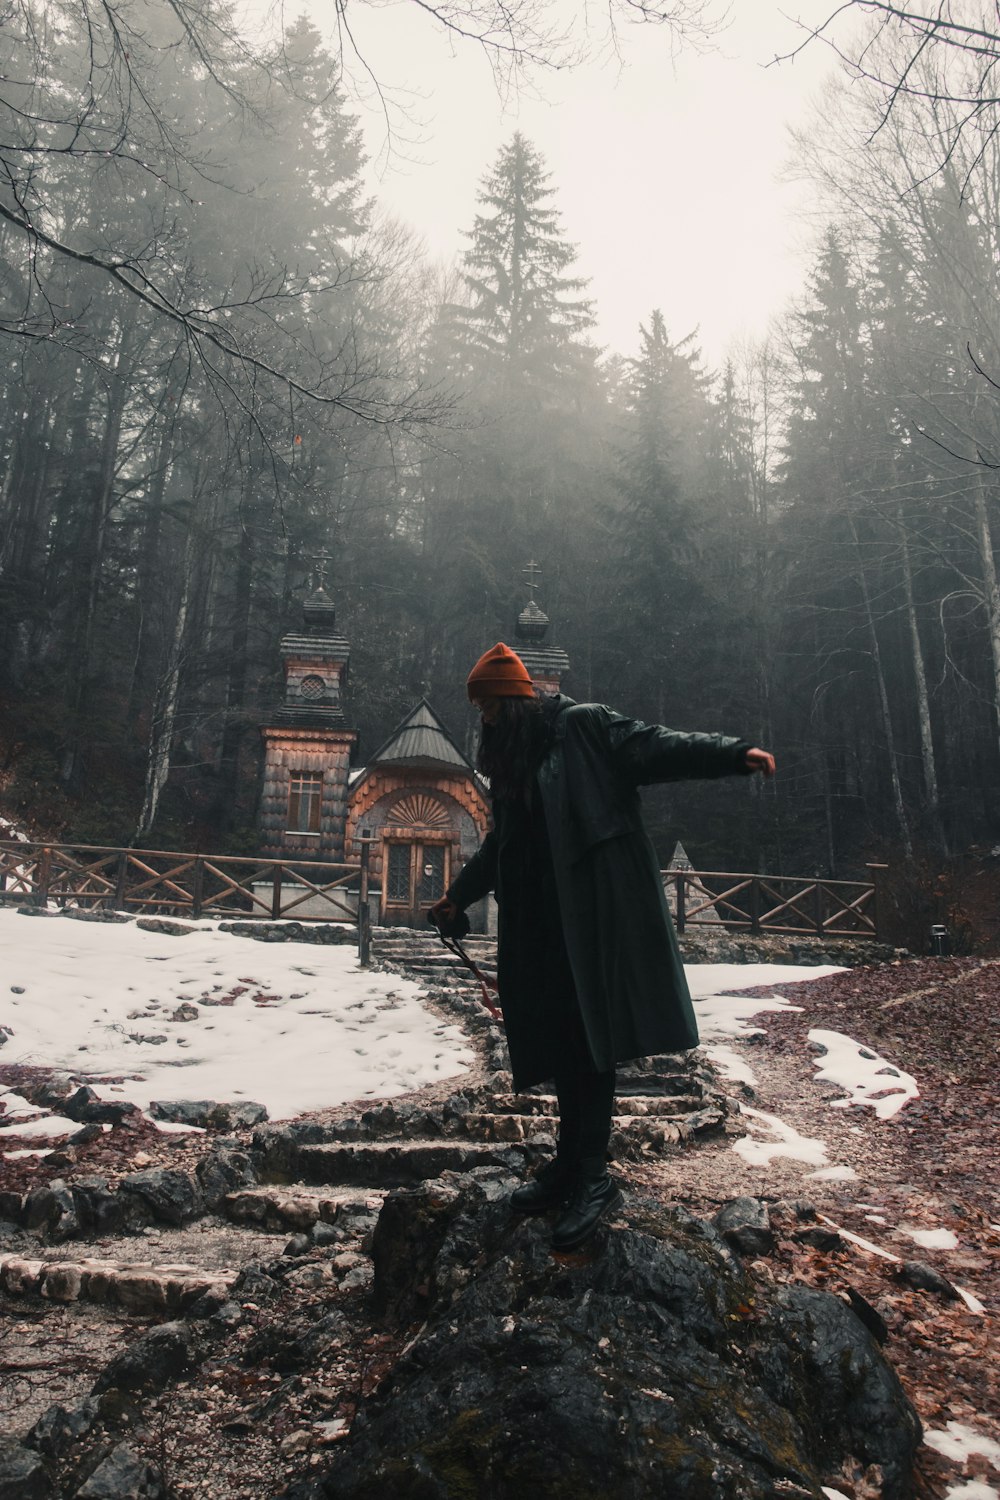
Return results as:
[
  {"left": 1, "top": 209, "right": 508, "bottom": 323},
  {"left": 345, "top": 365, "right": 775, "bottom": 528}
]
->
[{"left": 447, "top": 697, "right": 751, "bottom": 1089}]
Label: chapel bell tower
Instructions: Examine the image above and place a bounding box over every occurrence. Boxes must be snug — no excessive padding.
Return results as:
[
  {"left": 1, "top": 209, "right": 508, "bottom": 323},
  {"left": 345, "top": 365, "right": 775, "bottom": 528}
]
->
[
  {"left": 259, "top": 554, "right": 358, "bottom": 860},
  {"left": 513, "top": 560, "right": 569, "bottom": 694}
]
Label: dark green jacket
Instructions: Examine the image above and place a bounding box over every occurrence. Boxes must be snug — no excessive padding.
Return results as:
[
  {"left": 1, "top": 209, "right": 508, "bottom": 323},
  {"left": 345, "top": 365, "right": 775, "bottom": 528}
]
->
[{"left": 448, "top": 697, "right": 751, "bottom": 1088}]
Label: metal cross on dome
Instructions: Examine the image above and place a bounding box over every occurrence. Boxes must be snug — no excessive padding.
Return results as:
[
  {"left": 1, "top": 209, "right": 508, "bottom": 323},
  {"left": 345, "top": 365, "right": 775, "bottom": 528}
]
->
[
  {"left": 310, "top": 548, "right": 332, "bottom": 591},
  {"left": 522, "top": 559, "right": 542, "bottom": 600}
]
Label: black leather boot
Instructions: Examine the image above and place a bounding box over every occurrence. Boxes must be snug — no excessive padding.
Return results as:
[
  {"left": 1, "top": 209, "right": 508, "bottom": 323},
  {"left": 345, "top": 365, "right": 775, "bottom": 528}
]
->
[
  {"left": 550, "top": 1167, "right": 622, "bottom": 1251},
  {"left": 510, "top": 1158, "right": 575, "bottom": 1214}
]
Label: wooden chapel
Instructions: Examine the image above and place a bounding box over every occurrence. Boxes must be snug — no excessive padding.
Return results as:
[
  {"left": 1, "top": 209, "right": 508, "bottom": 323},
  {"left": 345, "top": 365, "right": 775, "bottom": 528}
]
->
[{"left": 258, "top": 562, "right": 568, "bottom": 930}]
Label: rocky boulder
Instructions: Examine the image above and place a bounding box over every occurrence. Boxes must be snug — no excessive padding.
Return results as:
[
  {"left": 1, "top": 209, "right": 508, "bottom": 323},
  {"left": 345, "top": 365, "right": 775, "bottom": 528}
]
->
[
  {"left": 0, "top": 1440, "right": 54, "bottom": 1499},
  {"left": 92, "top": 1322, "right": 199, "bottom": 1397},
  {"left": 288, "top": 1176, "right": 921, "bottom": 1500},
  {"left": 76, "top": 1444, "right": 165, "bottom": 1498},
  {"left": 118, "top": 1169, "right": 203, "bottom": 1226}
]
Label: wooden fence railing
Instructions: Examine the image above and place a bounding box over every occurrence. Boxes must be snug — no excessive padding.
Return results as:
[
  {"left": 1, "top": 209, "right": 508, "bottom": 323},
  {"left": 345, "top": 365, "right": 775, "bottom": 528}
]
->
[
  {"left": 0, "top": 839, "right": 376, "bottom": 961},
  {"left": 0, "top": 840, "right": 884, "bottom": 951},
  {"left": 662, "top": 864, "right": 886, "bottom": 940}
]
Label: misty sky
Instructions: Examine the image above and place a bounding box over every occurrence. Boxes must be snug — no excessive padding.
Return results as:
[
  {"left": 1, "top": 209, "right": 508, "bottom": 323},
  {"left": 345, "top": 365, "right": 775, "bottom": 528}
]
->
[{"left": 298, "top": 0, "right": 845, "bottom": 367}]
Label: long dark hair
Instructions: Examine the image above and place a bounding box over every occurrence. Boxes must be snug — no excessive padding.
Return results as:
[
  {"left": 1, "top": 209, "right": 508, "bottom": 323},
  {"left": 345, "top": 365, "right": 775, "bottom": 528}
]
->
[{"left": 477, "top": 695, "right": 557, "bottom": 802}]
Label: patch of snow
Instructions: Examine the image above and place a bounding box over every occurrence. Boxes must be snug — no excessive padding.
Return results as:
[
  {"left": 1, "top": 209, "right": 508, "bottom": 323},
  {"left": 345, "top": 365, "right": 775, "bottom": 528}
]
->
[
  {"left": 821, "top": 1491, "right": 852, "bottom": 1500},
  {"left": 145, "top": 1118, "right": 205, "bottom": 1135},
  {"left": 902, "top": 1226, "right": 959, "bottom": 1251},
  {"left": 732, "top": 1104, "right": 828, "bottom": 1168},
  {"left": 2, "top": 1148, "right": 51, "bottom": 1160},
  {"left": 701, "top": 1043, "right": 756, "bottom": 1084},
  {"left": 954, "top": 1286, "right": 986, "bottom": 1316},
  {"left": 314, "top": 1417, "right": 351, "bottom": 1441},
  {"left": 0, "top": 1115, "right": 76, "bottom": 1139},
  {"left": 865, "top": 1214, "right": 889, "bottom": 1225},
  {"left": 0, "top": 907, "right": 475, "bottom": 1120},
  {"left": 807, "top": 1029, "right": 919, "bottom": 1119},
  {"left": 689, "top": 962, "right": 842, "bottom": 1042},
  {"left": 943, "top": 1484, "right": 999, "bottom": 1500},
  {"left": 818, "top": 1214, "right": 901, "bottom": 1263},
  {"left": 806, "top": 1165, "right": 858, "bottom": 1182},
  {"left": 925, "top": 1422, "right": 1000, "bottom": 1467},
  {"left": 0, "top": 1091, "right": 44, "bottom": 1120}
]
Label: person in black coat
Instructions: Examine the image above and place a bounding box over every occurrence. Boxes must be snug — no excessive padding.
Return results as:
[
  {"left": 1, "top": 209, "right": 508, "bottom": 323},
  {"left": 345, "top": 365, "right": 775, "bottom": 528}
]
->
[{"left": 431, "top": 642, "right": 775, "bottom": 1251}]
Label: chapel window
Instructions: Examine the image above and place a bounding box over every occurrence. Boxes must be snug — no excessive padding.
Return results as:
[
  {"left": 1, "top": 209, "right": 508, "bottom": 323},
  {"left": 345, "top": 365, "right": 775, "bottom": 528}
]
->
[{"left": 287, "top": 773, "right": 323, "bottom": 833}]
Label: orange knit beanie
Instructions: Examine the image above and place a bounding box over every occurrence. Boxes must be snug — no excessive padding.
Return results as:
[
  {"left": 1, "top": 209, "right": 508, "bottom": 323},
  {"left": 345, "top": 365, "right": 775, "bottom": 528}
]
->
[{"left": 467, "top": 642, "right": 535, "bottom": 700}]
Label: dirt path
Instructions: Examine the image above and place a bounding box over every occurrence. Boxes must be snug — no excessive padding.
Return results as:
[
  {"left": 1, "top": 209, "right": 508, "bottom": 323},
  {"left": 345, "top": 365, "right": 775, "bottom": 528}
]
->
[{"left": 654, "top": 958, "right": 1000, "bottom": 1500}]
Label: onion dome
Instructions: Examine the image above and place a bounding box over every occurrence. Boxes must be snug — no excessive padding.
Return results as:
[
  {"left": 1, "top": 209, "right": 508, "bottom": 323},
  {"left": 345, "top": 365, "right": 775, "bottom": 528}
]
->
[{"left": 516, "top": 598, "right": 550, "bottom": 643}]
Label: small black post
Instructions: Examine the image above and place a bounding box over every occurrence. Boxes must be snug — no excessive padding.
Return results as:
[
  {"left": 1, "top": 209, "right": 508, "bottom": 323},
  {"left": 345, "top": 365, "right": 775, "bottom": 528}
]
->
[
  {"left": 866, "top": 863, "right": 888, "bottom": 941},
  {"left": 675, "top": 872, "right": 686, "bottom": 935},
  {"left": 191, "top": 856, "right": 204, "bottom": 919},
  {"left": 36, "top": 846, "right": 52, "bottom": 907},
  {"left": 114, "top": 850, "right": 128, "bottom": 910},
  {"left": 272, "top": 865, "right": 283, "bottom": 920},
  {"left": 358, "top": 836, "right": 373, "bottom": 964},
  {"left": 750, "top": 876, "right": 761, "bottom": 934}
]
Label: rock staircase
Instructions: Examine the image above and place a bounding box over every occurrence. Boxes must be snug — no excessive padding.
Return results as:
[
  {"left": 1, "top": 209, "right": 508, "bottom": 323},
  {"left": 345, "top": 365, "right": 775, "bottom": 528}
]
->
[
  {"left": 0, "top": 927, "right": 737, "bottom": 1497},
  {"left": 371, "top": 925, "right": 498, "bottom": 987}
]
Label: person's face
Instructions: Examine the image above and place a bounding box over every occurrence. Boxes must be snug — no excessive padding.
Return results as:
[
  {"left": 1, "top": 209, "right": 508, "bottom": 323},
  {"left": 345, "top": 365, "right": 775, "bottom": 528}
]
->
[{"left": 471, "top": 695, "right": 502, "bottom": 726}]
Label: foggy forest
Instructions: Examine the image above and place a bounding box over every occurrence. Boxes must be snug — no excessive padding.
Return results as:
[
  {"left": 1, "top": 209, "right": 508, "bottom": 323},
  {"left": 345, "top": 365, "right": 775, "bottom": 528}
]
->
[{"left": 4, "top": 0, "right": 1000, "bottom": 896}]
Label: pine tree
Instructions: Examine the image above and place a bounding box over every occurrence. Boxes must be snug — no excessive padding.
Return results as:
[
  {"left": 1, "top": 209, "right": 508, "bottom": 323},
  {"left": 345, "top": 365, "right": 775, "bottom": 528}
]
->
[
  {"left": 607, "top": 311, "right": 714, "bottom": 723},
  {"left": 450, "top": 132, "right": 596, "bottom": 397}
]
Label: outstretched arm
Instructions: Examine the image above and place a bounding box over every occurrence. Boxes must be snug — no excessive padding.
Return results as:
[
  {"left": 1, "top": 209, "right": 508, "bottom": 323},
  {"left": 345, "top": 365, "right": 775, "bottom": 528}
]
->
[{"left": 744, "top": 747, "right": 776, "bottom": 777}]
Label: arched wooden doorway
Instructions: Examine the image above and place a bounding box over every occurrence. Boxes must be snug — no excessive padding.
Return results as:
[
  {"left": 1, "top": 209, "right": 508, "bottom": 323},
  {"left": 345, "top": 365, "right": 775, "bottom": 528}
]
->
[{"left": 380, "top": 793, "right": 452, "bottom": 927}]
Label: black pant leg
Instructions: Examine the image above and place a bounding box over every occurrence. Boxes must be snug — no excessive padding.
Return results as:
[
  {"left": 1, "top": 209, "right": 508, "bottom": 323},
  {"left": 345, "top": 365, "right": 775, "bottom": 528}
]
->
[{"left": 554, "top": 1066, "right": 615, "bottom": 1172}]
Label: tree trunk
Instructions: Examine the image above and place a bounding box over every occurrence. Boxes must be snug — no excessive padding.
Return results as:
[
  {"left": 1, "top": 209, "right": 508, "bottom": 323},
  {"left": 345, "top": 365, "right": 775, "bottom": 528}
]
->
[
  {"left": 134, "top": 526, "right": 197, "bottom": 842},
  {"left": 61, "top": 317, "right": 139, "bottom": 783},
  {"left": 896, "top": 502, "right": 946, "bottom": 851},
  {"left": 216, "top": 484, "right": 256, "bottom": 832},
  {"left": 849, "top": 518, "right": 914, "bottom": 862},
  {"left": 972, "top": 474, "right": 1000, "bottom": 759},
  {"left": 126, "top": 413, "right": 176, "bottom": 731}
]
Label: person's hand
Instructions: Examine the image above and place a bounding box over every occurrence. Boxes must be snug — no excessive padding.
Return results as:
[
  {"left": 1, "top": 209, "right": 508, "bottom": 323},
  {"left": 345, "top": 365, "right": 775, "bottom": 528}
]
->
[
  {"left": 429, "top": 897, "right": 459, "bottom": 929},
  {"left": 745, "top": 747, "right": 776, "bottom": 777}
]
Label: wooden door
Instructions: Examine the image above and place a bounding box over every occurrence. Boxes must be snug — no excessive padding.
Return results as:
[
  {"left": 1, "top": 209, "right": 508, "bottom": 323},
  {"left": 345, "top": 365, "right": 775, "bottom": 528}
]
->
[{"left": 382, "top": 840, "right": 449, "bottom": 926}]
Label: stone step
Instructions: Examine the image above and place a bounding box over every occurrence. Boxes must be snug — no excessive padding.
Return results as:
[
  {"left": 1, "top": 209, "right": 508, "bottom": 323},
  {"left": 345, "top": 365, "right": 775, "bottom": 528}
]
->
[
  {"left": 0, "top": 1251, "right": 234, "bottom": 1314},
  {"left": 492, "top": 1084, "right": 705, "bottom": 1111},
  {"left": 380, "top": 957, "right": 497, "bottom": 974},
  {"left": 294, "top": 1141, "right": 527, "bottom": 1187},
  {"left": 223, "top": 1186, "right": 386, "bottom": 1232},
  {"left": 373, "top": 944, "right": 497, "bottom": 961}
]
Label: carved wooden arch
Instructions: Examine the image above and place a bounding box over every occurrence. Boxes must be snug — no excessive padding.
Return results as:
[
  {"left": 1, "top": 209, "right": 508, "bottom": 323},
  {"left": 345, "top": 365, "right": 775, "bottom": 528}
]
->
[{"left": 385, "top": 792, "right": 452, "bottom": 830}]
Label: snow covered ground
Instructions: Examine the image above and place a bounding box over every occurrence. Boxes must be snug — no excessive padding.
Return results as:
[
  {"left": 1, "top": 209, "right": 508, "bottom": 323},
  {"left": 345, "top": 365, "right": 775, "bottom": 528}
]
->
[
  {"left": 0, "top": 908, "right": 474, "bottom": 1124},
  {"left": 1, "top": 912, "right": 913, "bottom": 1156}
]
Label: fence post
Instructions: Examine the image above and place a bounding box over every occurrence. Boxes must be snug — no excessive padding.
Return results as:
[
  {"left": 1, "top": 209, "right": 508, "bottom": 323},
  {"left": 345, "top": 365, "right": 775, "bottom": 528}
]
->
[
  {"left": 191, "top": 856, "right": 204, "bottom": 919},
  {"left": 114, "top": 851, "right": 128, "bottom": 910},
  {"left": 813, "top": 879, "right": 824, "bottom": 937},
  {"left": 675, "top": 872, "right": 686, "bottom": 935},
  {"left": 36, "top": 846, "right": 52, "bottom": 908},
  {"left": 271, "top": 865, "right": 283, "bottom": 920},
  {"left": 750, "top": 876, "right": 760, "bottom": 934},
  {"left": 866, "top": 863, "right": 888, "bottom": 940},
  {"left": 358, "top": 836, "right": 372, "bottom": 964}
]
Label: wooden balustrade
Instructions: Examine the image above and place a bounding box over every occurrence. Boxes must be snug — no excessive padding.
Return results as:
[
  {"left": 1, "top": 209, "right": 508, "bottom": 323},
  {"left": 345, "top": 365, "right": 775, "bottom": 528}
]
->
[
  {"left": 0, "top": 840, "right": 371, "bottom": 955},
  {"left": 662, "top": 864, "right": 886, "bottom": 940},
  {"left": 0, "top": 839, "right": 886, "bottom": 949}
]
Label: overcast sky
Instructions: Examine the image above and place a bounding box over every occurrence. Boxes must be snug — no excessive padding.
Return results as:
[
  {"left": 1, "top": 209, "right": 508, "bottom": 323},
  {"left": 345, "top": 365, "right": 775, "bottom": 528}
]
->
[{"left": 301, "top": 0, "right": 846, "bottom": 367}]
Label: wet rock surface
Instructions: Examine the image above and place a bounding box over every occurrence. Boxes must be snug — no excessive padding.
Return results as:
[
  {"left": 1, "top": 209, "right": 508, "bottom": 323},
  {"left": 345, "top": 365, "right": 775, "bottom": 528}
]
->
[{"left": 291, "top": 1177, "right": 920, "bottom": 1500}]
